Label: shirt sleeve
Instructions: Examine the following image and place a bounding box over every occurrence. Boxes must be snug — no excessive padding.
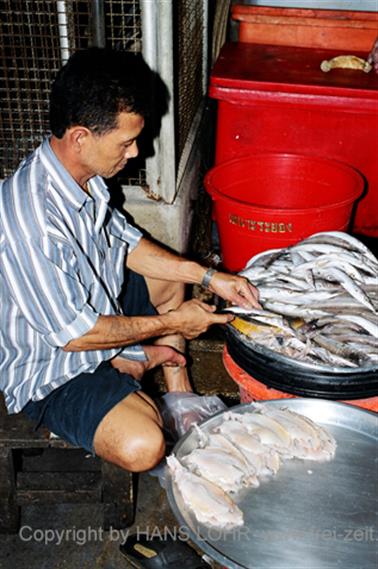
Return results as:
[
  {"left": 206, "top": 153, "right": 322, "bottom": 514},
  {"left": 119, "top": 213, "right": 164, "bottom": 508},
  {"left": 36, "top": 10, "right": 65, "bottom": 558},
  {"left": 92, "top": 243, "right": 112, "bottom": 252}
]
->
[
  {"left": 108, "top": 207, "right": 142, "bottom": 253},
  {"left": 118, "top": 345, "right": 148, "bottom": 362},
  {"left": 1, "top": 236, "right": 99, "bottom": 348}
]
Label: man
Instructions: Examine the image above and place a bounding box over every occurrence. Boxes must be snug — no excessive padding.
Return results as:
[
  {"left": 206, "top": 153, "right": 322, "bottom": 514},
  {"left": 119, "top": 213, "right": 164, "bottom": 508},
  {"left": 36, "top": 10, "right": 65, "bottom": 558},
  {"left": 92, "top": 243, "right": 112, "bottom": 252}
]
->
[{"left": 0, "top": 48, "right": 259, "bottom": 474}]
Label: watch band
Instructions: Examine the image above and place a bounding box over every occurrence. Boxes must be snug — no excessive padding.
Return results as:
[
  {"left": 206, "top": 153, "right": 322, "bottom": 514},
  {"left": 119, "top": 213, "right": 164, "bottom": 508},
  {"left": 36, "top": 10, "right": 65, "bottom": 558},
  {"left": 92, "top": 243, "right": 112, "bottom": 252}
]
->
[{"left": 201, "top": 267, "right": 217, "bottom": 288}]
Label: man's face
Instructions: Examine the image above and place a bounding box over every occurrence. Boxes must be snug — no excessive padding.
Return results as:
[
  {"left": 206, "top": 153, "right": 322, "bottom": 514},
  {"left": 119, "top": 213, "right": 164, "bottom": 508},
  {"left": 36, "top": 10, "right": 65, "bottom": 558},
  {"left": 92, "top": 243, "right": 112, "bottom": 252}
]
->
[{"left": 83, "top": 111, "right": 144, "bottom": 179}]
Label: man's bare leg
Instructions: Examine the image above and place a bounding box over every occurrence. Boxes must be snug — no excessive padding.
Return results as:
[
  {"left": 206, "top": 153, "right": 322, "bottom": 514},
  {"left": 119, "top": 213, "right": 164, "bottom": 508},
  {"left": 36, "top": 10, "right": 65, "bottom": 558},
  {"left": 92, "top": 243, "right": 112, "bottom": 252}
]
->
[
  {"left": 93, "top": 391, "right": 165, "bottom": 472},
  {"left": 94, "top": 281, "right": 190, "bottom": 470},
  {"left": 146, "top": 278, "right": 192, "bottom": 392}
]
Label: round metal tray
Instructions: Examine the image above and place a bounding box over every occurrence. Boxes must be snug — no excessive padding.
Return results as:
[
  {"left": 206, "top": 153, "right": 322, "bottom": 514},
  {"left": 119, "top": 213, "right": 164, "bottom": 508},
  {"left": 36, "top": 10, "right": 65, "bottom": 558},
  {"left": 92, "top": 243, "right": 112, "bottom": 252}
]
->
[
  {"left": 225, "top": 327, "right": 378, "bottom": 399},
  {"left": 166, "top": 399, "right": 378, "bottom": 569}
]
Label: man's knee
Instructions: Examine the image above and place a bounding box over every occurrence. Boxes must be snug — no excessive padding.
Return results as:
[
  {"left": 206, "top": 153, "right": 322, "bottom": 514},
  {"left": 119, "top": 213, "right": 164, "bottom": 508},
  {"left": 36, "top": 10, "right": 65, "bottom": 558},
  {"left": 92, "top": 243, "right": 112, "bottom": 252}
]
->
[
  {"left": 117, "top": 427, "right": 166, "bottom": 472},
  {"left": 93, "top": 392, "right": 166, "bottom": 472},
  {"left": 94, "top": 418, "right": 165, "bottom": 473}
]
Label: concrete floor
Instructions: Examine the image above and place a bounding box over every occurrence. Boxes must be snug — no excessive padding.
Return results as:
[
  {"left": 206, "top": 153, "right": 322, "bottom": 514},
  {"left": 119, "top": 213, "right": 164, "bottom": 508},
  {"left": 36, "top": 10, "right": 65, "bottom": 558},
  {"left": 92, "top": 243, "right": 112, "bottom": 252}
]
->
[
  {"left": 0, "top": 336, "right": 238, "bottom": 569},
  {"left": 0, "top": 473, "right": 210, "bottom": 569}
]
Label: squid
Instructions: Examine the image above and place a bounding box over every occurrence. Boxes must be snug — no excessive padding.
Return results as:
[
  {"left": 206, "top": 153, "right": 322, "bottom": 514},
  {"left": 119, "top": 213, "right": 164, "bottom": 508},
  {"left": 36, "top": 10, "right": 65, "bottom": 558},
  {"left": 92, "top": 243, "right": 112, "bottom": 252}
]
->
[
  {"left": 214, "top": 416, "right": 281, "bottom": 475},
  {"left": 182, "top": 446, "right": 257, "bottom": 493},
  {"left": 223, "top": 410, "right": 293, "bottom": 457},
  {"left": 167, "top": 407, "right": 336, "bottom": 530},
  {"left": 167, "top": 455, "right": 244, "bottom": 529},
  {"left": 256, "top": 405, "right": 336, "bottom": 461}
]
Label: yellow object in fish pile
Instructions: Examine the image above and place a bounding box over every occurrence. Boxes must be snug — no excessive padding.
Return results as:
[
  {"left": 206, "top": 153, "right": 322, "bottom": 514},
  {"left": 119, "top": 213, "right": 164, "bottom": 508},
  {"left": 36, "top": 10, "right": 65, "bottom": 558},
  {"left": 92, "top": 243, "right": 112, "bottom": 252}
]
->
[
  {"left": 231, "top": 316, "right": 304, "bottom": 337},
  {"left": 230, "top": 317, "right": 267, "bottom": 337}
]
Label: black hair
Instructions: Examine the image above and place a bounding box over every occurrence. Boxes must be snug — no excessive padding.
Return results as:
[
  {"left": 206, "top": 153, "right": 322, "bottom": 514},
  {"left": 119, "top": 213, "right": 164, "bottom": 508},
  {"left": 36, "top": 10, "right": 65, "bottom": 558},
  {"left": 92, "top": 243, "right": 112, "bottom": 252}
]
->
[{"left": 50, "top": 48, "right": 152, "bottom": 138}]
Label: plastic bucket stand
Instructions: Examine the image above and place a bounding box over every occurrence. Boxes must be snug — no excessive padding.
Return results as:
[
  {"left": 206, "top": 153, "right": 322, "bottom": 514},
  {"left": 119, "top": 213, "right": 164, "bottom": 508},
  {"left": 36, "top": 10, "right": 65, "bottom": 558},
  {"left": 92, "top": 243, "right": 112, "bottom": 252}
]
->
[
  {"left": 204, "top": 153, "right": 364, "bottom": 272},
  {"left": 223, "top": 346, "right": 378, "bottom": 413}
]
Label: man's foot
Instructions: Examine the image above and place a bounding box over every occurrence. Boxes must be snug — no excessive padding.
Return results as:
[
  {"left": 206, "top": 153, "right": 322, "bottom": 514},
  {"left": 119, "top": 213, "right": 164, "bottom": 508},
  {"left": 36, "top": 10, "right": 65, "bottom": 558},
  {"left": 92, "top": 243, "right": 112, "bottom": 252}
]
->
[{"left": 111, "top": 345, "right": 186, "bottom": 380}]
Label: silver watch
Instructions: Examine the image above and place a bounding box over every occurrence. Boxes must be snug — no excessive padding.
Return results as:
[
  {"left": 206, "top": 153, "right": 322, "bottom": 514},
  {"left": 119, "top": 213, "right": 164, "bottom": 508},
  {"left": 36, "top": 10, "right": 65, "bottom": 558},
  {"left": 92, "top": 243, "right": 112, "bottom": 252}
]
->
[{"left": 201, "top": 267, "right": 217, "bottom": 288}]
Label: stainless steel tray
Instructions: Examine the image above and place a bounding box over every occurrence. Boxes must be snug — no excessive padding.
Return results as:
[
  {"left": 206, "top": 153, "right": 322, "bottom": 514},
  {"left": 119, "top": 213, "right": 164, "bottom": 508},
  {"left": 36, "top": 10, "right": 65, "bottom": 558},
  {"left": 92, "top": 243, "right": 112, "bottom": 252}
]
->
[{"left": 166, "top": 399, "right": 378, "bottom": 569}]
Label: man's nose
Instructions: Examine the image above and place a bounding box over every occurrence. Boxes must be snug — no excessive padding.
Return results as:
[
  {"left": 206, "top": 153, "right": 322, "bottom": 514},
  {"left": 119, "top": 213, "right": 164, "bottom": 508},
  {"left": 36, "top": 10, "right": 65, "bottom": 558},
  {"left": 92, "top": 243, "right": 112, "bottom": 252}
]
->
[{"left": 125, "top": 140, "right": 138, "bottom": 159}]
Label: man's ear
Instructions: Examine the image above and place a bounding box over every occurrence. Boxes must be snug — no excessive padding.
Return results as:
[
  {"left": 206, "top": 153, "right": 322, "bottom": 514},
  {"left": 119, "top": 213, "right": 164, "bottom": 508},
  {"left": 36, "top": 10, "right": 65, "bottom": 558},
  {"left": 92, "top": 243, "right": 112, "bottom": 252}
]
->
[{"left": 67, "top": 126, "right": 91, "bottom": 152}]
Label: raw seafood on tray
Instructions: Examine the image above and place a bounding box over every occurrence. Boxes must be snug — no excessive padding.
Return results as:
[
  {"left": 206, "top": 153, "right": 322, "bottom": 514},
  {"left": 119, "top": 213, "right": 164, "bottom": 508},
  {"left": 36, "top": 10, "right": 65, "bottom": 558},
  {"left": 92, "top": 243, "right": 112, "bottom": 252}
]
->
[
  {"left": 167, "top": 405, "right": 336, "bottom": 530},
  {"left": 228, "top": 231, "right": 378, "bottom": 369}
]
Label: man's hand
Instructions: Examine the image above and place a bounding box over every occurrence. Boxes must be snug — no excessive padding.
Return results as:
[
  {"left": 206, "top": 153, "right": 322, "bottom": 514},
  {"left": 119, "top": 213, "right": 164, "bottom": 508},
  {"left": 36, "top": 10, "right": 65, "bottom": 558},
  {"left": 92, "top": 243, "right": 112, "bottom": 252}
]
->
[
  {"left": 111, "top": 345, "right": 186, "bottom": 380},
  {"left": 169, "top": 298, "right": 234, "bottom": 340},
  {"left": 206, "top": 271, "right": 260, "bottom": 309},
  {"left": 368, "top": 37, "right": 378, "bottom": 73}
]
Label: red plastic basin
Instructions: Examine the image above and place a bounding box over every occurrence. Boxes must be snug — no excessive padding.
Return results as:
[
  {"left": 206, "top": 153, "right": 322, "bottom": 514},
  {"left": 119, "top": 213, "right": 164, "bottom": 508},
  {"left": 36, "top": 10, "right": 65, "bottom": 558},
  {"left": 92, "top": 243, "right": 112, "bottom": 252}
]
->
[{"left": 204, "top": 153, "right": 364, "bottom": 272}]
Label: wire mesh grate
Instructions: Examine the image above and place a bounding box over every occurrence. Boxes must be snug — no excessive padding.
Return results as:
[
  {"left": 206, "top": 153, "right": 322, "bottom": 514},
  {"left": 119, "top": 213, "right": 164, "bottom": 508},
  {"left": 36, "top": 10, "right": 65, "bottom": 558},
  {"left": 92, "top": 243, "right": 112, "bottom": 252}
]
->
[
  {"left": 0, "top": 0, "right": 90, "bottom": 178},
  {"left": 174, "top": 0, "right": 206, "bottom": 162},
  {"left": 105, "top": 0, "right": 142, "bottom": 53},
  {"left": 104, "top": 0, "right": 146, "bottom": 186},
  {"left": 1, "top": 0, "right": 206, "bottom": 192}
]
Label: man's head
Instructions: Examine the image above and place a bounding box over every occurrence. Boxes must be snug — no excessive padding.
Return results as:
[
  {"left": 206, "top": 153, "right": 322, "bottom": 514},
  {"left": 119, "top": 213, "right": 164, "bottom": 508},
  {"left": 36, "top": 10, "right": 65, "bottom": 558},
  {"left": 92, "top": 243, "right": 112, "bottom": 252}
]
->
[
  {"left": 49, "top": 48, "right": 152, "bottom": 180},
  {"left": 50, "top": 48, "right": 150, "bottom": 138}
]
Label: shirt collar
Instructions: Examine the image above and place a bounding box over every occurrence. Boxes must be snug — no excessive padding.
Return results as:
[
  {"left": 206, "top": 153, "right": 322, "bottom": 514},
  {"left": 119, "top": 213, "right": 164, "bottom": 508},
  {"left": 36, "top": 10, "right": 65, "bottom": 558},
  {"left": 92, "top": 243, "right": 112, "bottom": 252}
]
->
[
  {"left": 39, "top": 137, "right": 110, "bottom": 210},
  {"left": 88, "top": 177, "right": 111, "bottom": 232},
  {"left": 88, "top": 176, "right": 110, "bottom": 204}
]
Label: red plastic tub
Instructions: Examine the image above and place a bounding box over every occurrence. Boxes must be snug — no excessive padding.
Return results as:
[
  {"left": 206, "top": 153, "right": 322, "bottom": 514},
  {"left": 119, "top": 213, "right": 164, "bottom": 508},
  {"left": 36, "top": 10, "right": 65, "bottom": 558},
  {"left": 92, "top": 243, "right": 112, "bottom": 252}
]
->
[
  {"left": 209, "top": 42, "right": 378, "bottom": 237},
  {"left": 223, "top": 346, "right": 378, "bottom": 413},
  {"left": 204, "top": 153, "right": 364, "bottom": 272}
]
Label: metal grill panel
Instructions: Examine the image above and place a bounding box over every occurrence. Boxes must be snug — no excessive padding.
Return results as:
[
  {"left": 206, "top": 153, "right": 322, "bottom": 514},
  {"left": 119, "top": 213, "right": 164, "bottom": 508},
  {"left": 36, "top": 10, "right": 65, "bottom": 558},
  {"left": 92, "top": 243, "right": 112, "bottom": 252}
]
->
[
  {"left": 105, "top": 0, "right": 142, "bottom": 52},
  {"left": 0, "top": 0, "right": 91, "bottom": 178},
  {"left": 0, "top": 0, "right": 145, "bottom": 186},
  {"left": 104, "top": 0, "right": 146, "bottom": 187},
  {"left": 174, "top": 0, "right": 206, "bottom": 162},
  {"left": 1, "top": 0, "right": 207, "bottom": 194}
]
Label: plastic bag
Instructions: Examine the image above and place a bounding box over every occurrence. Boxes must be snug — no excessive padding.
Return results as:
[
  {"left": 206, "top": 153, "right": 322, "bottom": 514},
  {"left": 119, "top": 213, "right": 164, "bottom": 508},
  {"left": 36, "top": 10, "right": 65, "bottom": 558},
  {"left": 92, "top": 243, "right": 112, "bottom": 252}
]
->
[
  {"left": 149, "top": 393, "right": 227, "bottom": 488},
  {"left": 157, "top": 392, "right": 227, "bottom": 441}
]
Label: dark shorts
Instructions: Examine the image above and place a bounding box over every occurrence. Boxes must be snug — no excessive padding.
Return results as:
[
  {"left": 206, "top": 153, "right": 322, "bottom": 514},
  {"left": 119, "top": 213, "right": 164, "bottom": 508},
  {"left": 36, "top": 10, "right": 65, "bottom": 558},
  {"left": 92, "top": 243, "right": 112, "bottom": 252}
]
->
[{"left": 23, "top": 271, "right": 157, "bottom": 454}]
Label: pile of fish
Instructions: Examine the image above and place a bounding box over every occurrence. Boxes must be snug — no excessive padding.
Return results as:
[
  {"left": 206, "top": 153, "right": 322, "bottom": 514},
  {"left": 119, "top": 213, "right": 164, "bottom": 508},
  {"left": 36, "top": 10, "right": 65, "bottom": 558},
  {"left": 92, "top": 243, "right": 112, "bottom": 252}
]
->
[
  {"left": 229, "top": 231, "right": 378, "bottom": 369},
  {"left": 167, "top": 405, "right": 336, "bottom": 530}
]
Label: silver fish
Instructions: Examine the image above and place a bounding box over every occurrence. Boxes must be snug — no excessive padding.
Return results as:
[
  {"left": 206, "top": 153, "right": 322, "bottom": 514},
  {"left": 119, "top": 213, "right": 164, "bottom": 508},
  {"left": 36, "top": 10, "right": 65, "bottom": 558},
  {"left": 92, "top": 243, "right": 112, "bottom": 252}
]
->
[
  {"left": 245, "top": 248, "right": 283, "bottom": 269},
  {"left": 239, "top": 267, "right": 275, "bottom": 282},
  {"left": 293, "top": 243, "right": 352, "bottom": 256},
  {"left": 339, "top": 314, "right": 378, "bottom": 338},
  {"left": 258, "top": 287, "right": 337, "bottom": 303},
  {"left": 301, "top": 231, "right": 378, "bottom": 263},
  {"left": 223, "top": 307, "right": 296, "bottom": 334},
  {"left": 293, "top": 252, "right": 370, "bottom": 277},
  {"left": 309, "top": 297, "right": 364, "bottom": 310},
  {"left": 309, "top": 346, "right": 357, "bottom": 368},
  {"left": 311, "top": 231, "right": 378, "bottom": 266},
  {"left": 313, "top": 266, "right": 376, "bottom": 313},
  {"left": 321, "top": 333, "right": 378, "bottom": 348},
  {"left": 312, "top": 334, "right": 370, "bottom": 365},
  {"left": 362, "top": 277, "right": 378, "bottom": 287},
  {"left": 313, "top": 316, "right": 364, "bottom": 333},
  {"left": 263, "top": 301, "right": 330, "bottom": 320},
  {"left": 238, "top": 232, "right": 377, "bottom": 369}
]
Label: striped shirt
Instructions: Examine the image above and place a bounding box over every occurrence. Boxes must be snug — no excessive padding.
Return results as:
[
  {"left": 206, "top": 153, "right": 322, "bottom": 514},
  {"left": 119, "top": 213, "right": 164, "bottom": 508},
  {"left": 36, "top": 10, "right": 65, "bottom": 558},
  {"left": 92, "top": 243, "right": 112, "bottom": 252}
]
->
[{"left": 0, "top": 137, "right": 147, "bottom": 414}]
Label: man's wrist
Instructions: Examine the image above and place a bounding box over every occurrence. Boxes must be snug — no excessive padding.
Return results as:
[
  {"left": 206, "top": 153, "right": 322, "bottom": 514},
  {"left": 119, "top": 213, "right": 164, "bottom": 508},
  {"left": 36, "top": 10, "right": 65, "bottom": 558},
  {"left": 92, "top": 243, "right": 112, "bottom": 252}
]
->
[
  {"left": 161, "top": 310, "right": 179, "bottom": 335},
  {"left": 201, "top": 267, "right": 217, "bottom": 289}
]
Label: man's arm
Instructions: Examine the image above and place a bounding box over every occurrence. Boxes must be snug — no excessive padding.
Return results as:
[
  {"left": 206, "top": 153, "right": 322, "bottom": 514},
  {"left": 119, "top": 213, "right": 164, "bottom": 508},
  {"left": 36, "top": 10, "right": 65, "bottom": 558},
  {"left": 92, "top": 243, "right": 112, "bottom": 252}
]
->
[
  {"left": 63, "top": 299, "right": 232, "bottom": 351},
  {"left": 126, "top": 237, "right": 206, "bottom": 284},
  {"left": 127, "top": 237, "right": 260, "bottom": 309}
]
